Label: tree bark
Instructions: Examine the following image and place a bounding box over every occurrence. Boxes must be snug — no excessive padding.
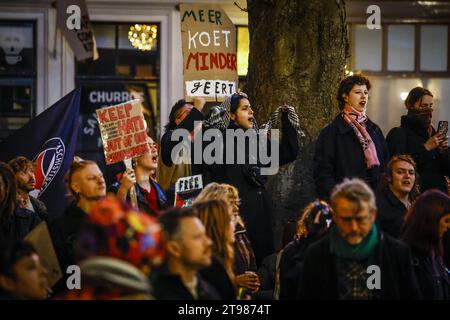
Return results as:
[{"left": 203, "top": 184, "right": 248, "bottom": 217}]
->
[{"left": 246, "top": 0, "right": 348, "bottom": 248}]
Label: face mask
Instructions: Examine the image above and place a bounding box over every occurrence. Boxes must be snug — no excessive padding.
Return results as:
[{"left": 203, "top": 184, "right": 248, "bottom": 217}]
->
[{"left": 407, "top": 108, "right": 432, "bottom": 128}]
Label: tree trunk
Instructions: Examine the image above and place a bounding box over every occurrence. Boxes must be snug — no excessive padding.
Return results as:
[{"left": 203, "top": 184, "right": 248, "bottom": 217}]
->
[{"left": 246, "top": 0, "right": 348, "bottom": 249}]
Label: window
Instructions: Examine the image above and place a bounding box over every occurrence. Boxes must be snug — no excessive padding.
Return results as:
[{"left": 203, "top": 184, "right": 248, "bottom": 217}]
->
[
  {"left": 420, "top": 25, "right": 448, "bottom": 72},
  {"left": 0, "top": 21, "right": 36, "bottom": 140},
  {"left": 354, "top": 25, "right": 382, "bottom": 71},
  {"left": 387, "top": 25, "right": 415, "bottom": 71},
  {"left": 75, "top": 22, "right": 160, "bottom": 183},
  {"left": 350, "top": 24, "right": 450, "bottom": 76}
]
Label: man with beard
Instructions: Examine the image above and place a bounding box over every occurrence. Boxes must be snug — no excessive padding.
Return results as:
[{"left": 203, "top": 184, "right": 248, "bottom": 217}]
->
[
  {"left": 298, "top": 178, "right": 421, "bottom": 300},
  {"left": 386, "top": 87, "right": 450, "bottom": 193},
  {"left": 8, "top": 156, "right": 48, "bottom": 222},
  {"left": 108, "top": 135, "right": 168, "bottom": 216}
]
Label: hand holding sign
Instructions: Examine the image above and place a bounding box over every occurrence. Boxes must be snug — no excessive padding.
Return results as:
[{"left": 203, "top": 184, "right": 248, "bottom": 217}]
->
[
  {"left": 180, "top": 4, "right": 237, "bottom": 101},
  {"left": 174, "top": 175, "right": 204, "bottom": 207},
  {"left": 96, "top": 99, "right": 149, "bottom": 165},
  {"left": 116, "top": 167, "right": 136, "bottom": 203},
  {"left": 193, "top": 96, "right": 206, "bottom": 112}
]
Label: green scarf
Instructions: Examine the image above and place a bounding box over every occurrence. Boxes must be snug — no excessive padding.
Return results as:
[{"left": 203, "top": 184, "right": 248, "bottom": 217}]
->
[{"left": 330, "top": 224, "right": 379, "bottom": 261}]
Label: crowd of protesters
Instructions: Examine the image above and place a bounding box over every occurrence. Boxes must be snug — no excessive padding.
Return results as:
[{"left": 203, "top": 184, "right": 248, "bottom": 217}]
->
[{"left": 0, "top": 74, "right": 449, "bottom": 300}]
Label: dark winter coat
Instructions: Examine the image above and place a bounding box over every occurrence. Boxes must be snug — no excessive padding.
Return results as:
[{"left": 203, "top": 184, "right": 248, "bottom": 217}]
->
[
  {"left": 203, "top": 114, "right": 299, "bottom": 265},
  {"left": 408, "top": 247, "right": 450, "bottom": 300},
  {"left": 298, "top": 232, "right": 422, "bottom": 299},
  {"left": 386, "top": 115, "right": 450, "bottom": 193},
  {"left": 314, "top": 115, "right": 389, "bottom": 199},
  {"left": 376, "top": 188, "right": 408, "bottom": 239},
  {"left": 159, "top": 107, "right": 205, "bottom": 195},
  {"left": 199, "top": 256, "right": 236, "bottom": 300},
  {"left": 49, "top": 202, "right": 87, "bottom": 273},
  {"left": 30, "top": 196, "right": 49, "bottom": 222},
  {"left": 279, "top": 236, "right": 320, "bottom": 300},
  {"left": 152, "top": 265, "right": 220, "bottom": 300},
  {"left": 0, "top": 207, "right": 41, "bottom": 246},
  {"left": 254, "top": 251, "right": 279, "bottom": 300}
]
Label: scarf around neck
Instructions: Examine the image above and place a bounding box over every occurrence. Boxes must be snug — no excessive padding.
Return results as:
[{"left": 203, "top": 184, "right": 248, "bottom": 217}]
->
[
  {"left": 330, "top": 224, "right": 379, "bottom": 261},
  {"left": 406, "top": 108, "right": 433, "bottom": 135},
  {"left": 342, "top": 105, "right": 380, "bottom": 168}
]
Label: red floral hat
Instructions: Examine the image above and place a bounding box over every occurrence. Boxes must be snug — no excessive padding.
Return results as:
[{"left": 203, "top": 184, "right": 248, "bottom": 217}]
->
[{"left": 75, "top": 196, "right": 165, "bottom": 273}]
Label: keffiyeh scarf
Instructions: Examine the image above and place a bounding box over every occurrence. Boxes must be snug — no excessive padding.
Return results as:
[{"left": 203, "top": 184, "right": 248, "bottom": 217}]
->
[{"left": 203, "top": 92, "right": 306, "bottom": 140}]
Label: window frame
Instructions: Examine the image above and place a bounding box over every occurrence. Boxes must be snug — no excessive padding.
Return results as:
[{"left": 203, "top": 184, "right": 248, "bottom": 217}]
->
[
  {"left": 75, "top": 21, "right": 161, "bottom": 81},
  {"left": 349, "top": 22, "right": 450, "bottom": 77}
]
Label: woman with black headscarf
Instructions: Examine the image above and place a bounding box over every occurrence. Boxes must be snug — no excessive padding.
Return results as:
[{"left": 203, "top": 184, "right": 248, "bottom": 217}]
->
[
  {"left": 202, "top": 92, "right": 301, "bottom": 265},
  {"left": 386, "top": 87, "right": 450, "bottom": 193}
]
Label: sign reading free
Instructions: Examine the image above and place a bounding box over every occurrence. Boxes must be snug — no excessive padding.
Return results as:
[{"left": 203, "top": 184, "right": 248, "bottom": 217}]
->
[
  {"left": 180, "top": 4, "right": 237, "bottom": 101},
  {"left": 96, "top": 100, "right": 149, "bottom": 164}
]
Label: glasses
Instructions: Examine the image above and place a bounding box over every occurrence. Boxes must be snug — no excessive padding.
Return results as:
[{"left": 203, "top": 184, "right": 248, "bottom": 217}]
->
[{"left": 337, "top": 215, "right": 371, "bottom": 225}]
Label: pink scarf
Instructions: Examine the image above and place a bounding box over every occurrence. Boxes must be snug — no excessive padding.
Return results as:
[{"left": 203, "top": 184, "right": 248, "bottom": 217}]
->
[{"left": 342, "top": 106, "right": 380, "bottom": 168}]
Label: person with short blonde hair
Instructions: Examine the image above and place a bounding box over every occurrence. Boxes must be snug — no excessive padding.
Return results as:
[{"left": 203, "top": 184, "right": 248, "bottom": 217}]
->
[{"left": 50, "top": 158, "right": 106, "bottom": 281}]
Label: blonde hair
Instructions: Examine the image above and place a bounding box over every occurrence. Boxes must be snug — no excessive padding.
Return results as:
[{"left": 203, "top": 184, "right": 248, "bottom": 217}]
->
[
  {"left": 195, "top": 182, "right": 238, "bottom": 203},
  {"left": 65, "top": 158, "right": 98, "bottom": 201},
  {"left": 193, "top": 199, "right": 235, "bottom": 280},
  {"left": 195, "top": 183, "right": 245, "bottom": 226}
]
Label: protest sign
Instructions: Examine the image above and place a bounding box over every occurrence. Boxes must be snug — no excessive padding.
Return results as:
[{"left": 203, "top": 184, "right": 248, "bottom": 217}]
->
[
  {"left": 180, "top": 4, "right": 237, "bottom": 101},
  {"left": 25, "top": 222, "right": 63, "bottom": 287},
  {"left": 96, "top": 99, "right": 149, "bottom": 165},
  {"left": 56, "top": 0, "right": 99, "bottom": 61},
  {"left": 174, "top": 174, "right": 204, "bottom": 207}
]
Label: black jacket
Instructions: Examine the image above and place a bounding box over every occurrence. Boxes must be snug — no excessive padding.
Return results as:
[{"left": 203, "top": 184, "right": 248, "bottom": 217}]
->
[
  {"left": 204, "top": 114, "right": 299, "bottom": 265},
  {"left": 255, "top": 252, "right": 279, "bottom": 300},
  {"left": 376, "top": 188, "right": 408, "bottom": 239},
  {"left": 160, "top": 107, "right": 205, "bottom": 174},
  {"left": 49, "top": 203, "right": 87, "bottom": 273},
  {"left": 279, "top": 236, "right": 319, "bottom": 300},
  {"left": 0, "top": 207, "right": 41, "bottom": 246},
  {"left": 314, "top": 115, "right": 389, "bottom": 199},
  {"left": 152, "top": 265, "right": 220, "bottom": 300},
  {"left": 386, "top": 116, "right": 450, "bottom": 193},
  {"left": 298, "top": 232, "right": 422, "bottom": 299},
  {"left": 30, "top": 196, "right": 49, "bottom": 222},
  {"left": 199, "top": 256, "right": 236, "bottom": 300},
  {"left": 408, "top": 247, "right": 450, "bottom": 300}
]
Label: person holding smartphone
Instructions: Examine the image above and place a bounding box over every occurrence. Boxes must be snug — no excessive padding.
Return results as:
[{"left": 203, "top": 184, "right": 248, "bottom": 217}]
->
[{"left": 386, "top": 87, "right": 450, "bottom": 193}]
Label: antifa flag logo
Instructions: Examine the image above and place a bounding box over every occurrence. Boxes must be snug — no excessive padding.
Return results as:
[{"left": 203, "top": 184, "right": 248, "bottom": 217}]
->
[{"left": 32, "top": 137, "right": 66, "bottom": 197}]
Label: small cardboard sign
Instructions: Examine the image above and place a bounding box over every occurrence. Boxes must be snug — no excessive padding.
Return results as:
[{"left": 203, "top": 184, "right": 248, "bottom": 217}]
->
[
  {"left": 180, "top": 4, "right": 237, "bottom": 101},
  {"left": 25, "top": 222, "right": 63, "bottom": 287},
  {"left": 174, "top": 174, "right": 203, "bottom": 207},
  {"left": 96, "top": 99, "right": 149, "bottom": 164}
]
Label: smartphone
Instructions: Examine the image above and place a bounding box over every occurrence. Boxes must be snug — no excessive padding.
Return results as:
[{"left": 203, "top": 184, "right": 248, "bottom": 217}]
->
[{"left": 438, "top": 120, "right": 448, "bottom": 136}]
